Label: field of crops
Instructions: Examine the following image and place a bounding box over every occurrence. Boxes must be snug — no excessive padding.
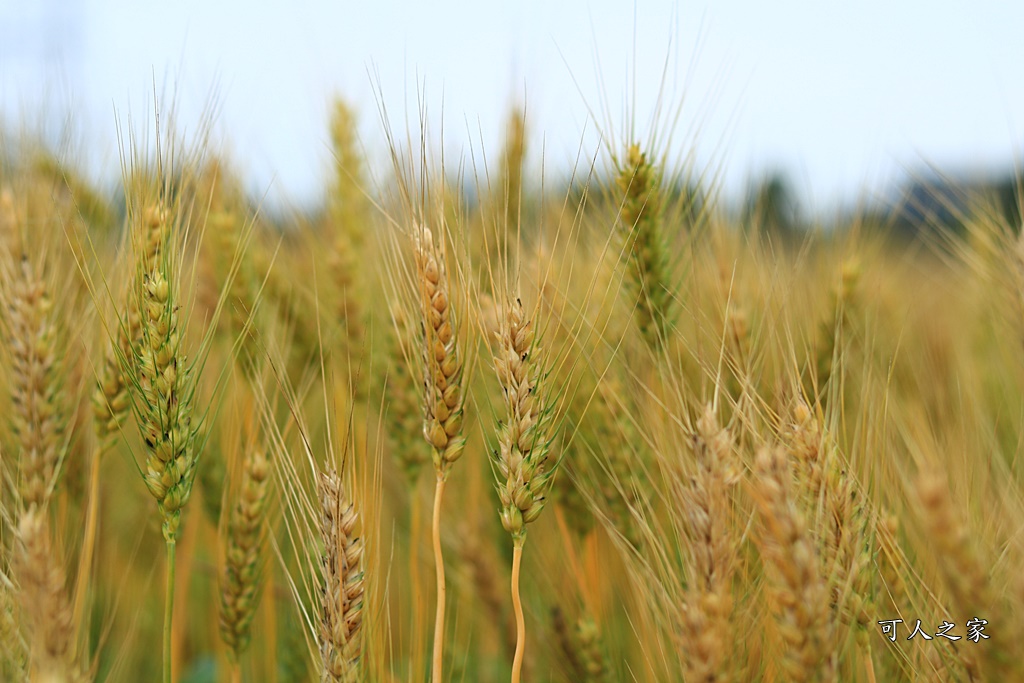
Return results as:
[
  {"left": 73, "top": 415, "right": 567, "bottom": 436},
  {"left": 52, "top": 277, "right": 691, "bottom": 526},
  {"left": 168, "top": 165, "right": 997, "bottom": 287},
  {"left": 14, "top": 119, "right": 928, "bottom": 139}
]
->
[{"left": 1, "top": 95, "right": 1022, "bottom": 682}]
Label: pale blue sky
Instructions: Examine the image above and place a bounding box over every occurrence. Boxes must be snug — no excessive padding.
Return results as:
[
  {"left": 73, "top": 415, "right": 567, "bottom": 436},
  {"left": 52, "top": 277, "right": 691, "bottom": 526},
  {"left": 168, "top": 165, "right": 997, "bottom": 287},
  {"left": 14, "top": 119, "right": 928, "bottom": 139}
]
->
[{"left": 2, "top": 0, "right": 1023, "bottom": 212}]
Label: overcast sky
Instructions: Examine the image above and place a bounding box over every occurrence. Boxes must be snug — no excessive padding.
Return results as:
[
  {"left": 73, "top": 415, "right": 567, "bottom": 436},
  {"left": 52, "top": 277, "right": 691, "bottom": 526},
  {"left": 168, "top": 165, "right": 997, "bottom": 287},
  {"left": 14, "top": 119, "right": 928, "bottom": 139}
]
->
[{"left": 2, "top": 0, "right": 1023, "bottom": 212}]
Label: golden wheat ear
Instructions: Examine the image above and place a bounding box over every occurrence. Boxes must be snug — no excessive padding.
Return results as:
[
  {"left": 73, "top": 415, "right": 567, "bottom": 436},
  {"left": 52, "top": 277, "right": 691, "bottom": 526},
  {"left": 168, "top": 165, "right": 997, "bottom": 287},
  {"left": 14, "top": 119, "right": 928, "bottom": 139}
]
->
[
  {"left": 676, "top": 406, "right": 740, "bottom": 683},
  {"left": 915, "top": 473, "right": 1022, "bottom": 680},
  {"left": 316, "top": 467, "right": 365, "bottom": 683},
  {"left": 218, "top": 445, "right": 272, "bottom": 662},
  {"left": 14, "top": 509, "right": 87, "bottom": 681},
  {"left": 2, "top": 253, "right": 69, "bottom": 512},
  {"left": 751, "top": 445, "right": 833, "bottom": 682},
  {"left": 414, "top": 223, "right": 467, "bottom": 474}
]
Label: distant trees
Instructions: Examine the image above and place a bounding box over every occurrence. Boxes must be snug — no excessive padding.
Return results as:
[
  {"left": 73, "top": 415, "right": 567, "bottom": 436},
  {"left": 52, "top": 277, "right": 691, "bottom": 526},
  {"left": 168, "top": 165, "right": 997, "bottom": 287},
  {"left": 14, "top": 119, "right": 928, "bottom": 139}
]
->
[{"left": 743, "top": 170, "right": 802, "bottom": 242}]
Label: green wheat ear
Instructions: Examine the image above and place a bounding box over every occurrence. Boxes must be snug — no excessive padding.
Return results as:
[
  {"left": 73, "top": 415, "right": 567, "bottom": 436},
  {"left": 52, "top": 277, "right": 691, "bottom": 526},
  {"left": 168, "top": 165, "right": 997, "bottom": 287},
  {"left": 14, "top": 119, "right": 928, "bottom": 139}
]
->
[
  {"left": 123, "top": 202, "right": 201, "bottom": 543},
  {"left": 493, "top": 297, "right": 557, "bottom": 543},
  {"left": 492, "top": 105, "right": 527, "bottom": 265},
  {"left": 615, "top": 144, "right": 674, "bottom": 349},
  {"left": 327, "top": 97, "right": 370, "bottom": 359}
]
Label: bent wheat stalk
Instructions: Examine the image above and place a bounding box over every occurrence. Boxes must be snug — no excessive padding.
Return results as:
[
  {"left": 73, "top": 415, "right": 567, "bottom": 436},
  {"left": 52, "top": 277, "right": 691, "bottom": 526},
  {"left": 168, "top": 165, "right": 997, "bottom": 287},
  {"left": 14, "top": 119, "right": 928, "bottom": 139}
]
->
[
  {"left": 413, "top": 224, "right": 467, "bottom": 682},
  {"left": 493, "top": 297, "right": 558, "bottom": 683}
]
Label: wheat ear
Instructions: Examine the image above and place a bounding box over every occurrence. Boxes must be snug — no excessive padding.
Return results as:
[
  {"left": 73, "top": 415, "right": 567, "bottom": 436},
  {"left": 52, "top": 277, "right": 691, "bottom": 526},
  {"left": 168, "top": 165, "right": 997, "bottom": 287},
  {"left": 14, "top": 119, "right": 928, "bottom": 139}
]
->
[
  {"left": 916, "top": 474, "right": 1020, "bottom": 680},
  {"left": 752, "top": 446, "right": 833, "bottom": 683},
  {"left": 15, "top": 509, "right": 87, "bottom": 681},
  {"left": 317, "top": 468, "right": 365, "bottom": 683},
  {"left": 615, "top": 144, "right": 673, "bottom": 348},
  {"left": 219, "top": 447, "right": 271, "bottom": 666},
  {"left": 678, "top": 407, "right": 739, "bottom": 683},
  {"left": 553, "top": 607, "right": 610, "bottom": 683},
  {"left": 327, "top": 98, "right": 368, "bottom": 357},
  {"left": 3, "top": 255, "right": 67, "bottom": 511}
]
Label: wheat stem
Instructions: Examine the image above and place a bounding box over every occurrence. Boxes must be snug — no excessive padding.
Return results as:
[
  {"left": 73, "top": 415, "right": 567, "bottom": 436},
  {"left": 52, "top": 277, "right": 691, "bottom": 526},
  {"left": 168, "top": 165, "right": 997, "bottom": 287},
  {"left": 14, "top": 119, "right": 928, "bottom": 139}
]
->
[
  {"left": 164, "top": 539, "right": 176, "bottom": 683},
  {"left": 411, "top": 493, "right": 424, "bottom": 677},
  {"left": 510, "top": 542, "right": 525, "bottom": 683},
  {"left": 71, "top": 444, "right": 103, "bottom": 644},
  {"left": 431, "top": 476, "right": 447, "bottom": 682},
  {"left": 864, "top": 647, "right": 877, "bottom": 683}
]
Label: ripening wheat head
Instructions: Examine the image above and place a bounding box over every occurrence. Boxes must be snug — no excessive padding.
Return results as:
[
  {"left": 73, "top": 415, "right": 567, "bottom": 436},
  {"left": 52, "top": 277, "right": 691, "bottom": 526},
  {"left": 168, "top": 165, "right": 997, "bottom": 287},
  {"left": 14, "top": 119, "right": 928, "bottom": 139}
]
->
[{"left": 493, "top": 296, "right": 557, "bottom": 543}]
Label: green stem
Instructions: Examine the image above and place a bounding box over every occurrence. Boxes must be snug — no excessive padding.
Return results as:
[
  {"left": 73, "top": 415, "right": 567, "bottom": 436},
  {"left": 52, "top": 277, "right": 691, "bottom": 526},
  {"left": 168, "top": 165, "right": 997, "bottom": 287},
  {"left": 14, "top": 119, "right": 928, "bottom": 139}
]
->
[{"left": 165, "top": 538, "right": 176, "bottom": 683}]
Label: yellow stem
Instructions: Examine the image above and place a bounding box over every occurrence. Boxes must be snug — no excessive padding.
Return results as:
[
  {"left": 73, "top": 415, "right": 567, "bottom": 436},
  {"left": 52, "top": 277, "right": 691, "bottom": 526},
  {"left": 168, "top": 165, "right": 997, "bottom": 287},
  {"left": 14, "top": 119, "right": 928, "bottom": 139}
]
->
[
  {"left": 73, "top": 444, "right": 103, "bottom": 650},
  {"left": 172, "top": 504, "right": 200, "bottom": 678},
  {"left": 864, "top": 642, "right": 877, "bottom": 683},
  {"left": 510, "top": 542, "right": 525, "bottom": 683},
  {"left": 411, "top": 487, "right": 424, "bottom": 680},
  {"left": 431, "top": 476, "right": 446, "bottom": 683}
]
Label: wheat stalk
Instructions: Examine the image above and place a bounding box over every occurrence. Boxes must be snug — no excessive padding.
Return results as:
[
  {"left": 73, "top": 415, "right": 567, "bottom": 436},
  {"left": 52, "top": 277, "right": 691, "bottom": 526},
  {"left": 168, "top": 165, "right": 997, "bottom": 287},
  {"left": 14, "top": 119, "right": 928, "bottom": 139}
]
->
[
  {"left": 492, "top": 296, "right": 559, "bottom": 683},
  {"left": 412, "top": 223, "right": 466, "bottom": 682},
  {"left": 114, "top": 199, "right": 201, "bottom": 683}
]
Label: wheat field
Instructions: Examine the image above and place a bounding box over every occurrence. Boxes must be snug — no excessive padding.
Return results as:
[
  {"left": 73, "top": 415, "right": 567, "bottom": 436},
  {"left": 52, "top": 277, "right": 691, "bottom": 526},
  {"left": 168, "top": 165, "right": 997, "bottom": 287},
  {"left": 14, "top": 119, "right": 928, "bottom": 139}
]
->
[{"left": 0, "top": 93, "right": 1022, "bottom": 683}]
